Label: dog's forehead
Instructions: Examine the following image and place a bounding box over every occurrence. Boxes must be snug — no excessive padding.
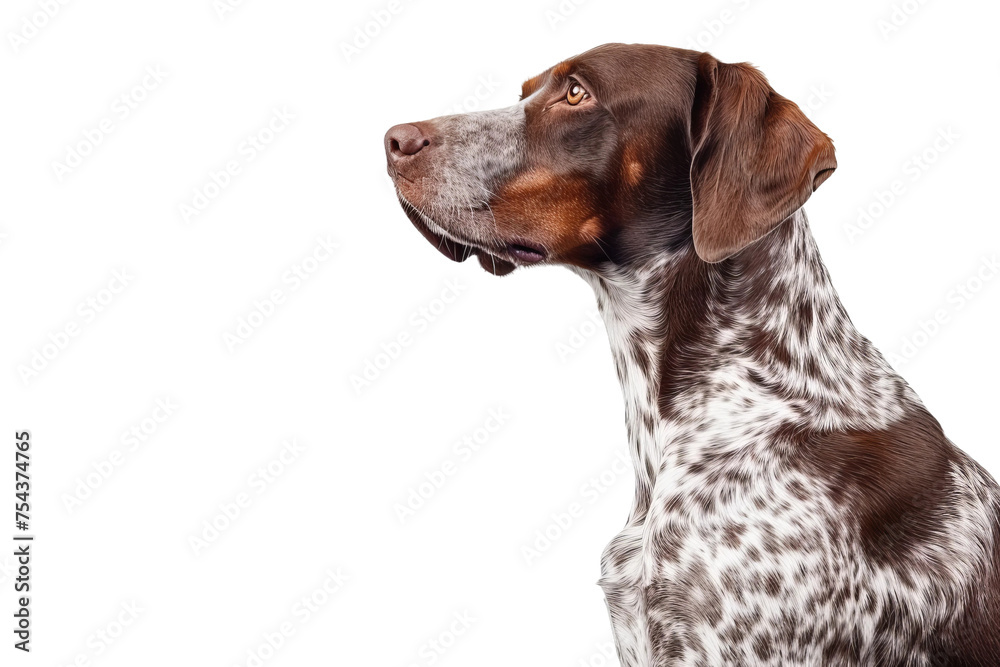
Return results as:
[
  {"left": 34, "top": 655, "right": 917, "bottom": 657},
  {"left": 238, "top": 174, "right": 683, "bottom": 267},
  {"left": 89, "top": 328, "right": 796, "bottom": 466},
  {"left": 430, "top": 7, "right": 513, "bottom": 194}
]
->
[
  {"left": 519, "top": 63, "right": 563, "bottom": 100},
  {"left": 520, "top": 44, "right": 691, "bottom": 102},
  {"left": 519, "top": 50, "right": 616, "bottom": 99}
]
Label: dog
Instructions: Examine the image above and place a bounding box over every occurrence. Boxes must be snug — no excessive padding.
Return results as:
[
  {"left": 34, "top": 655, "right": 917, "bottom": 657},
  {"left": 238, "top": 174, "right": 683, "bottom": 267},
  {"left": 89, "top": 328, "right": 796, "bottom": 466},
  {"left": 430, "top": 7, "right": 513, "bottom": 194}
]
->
[{"left": 383, "top": 43, "right": 1000, "bottom": 666}]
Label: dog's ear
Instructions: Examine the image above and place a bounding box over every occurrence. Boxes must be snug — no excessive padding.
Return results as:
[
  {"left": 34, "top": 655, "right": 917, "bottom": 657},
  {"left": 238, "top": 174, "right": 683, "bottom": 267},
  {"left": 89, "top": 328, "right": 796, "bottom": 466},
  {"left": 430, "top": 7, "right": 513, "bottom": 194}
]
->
[{"left": 689, "top": 52, "right": 837, "bottom": 263}]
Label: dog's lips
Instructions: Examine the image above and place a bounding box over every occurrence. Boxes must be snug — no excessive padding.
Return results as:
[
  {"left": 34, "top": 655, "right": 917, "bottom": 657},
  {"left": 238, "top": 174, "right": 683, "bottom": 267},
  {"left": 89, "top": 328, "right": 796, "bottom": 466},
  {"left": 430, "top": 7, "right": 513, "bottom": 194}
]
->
[
  {"left": 399, "top": 200, "right": 517, "bottom": 276},
  {"left": 400, "top": 201, "right": 472, "bottom": 262},
  {"left": 506, "top": 241, "right": 547, "bottom": 264}
]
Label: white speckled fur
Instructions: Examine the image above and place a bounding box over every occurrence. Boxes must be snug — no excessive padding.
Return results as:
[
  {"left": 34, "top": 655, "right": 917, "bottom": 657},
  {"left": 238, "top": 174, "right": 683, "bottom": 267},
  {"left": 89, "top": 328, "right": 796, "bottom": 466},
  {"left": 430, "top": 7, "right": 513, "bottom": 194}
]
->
[{"left": 579, "top": 211, "right": 1000, "bottom": 666}]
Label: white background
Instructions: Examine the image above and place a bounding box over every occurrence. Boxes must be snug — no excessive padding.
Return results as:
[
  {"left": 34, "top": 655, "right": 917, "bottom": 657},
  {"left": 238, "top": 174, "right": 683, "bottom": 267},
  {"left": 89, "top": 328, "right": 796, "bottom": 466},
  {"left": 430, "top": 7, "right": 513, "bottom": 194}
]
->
[{"left": 1, "top": 0, "right": 999, "bottom": 665}]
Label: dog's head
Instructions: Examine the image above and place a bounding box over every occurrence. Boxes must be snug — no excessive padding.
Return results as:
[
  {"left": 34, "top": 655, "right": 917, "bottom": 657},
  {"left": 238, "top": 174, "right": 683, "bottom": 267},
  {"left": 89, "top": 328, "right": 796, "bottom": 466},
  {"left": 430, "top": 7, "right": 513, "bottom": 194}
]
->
[{"left": 384, "top": 43, "right": 836, "bottom": 275}]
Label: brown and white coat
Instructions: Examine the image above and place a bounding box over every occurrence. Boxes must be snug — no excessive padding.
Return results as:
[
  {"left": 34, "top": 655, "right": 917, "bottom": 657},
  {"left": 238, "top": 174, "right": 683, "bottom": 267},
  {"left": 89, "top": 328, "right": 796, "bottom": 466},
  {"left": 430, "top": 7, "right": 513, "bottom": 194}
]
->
[{"left": 384, "top": 43, "right": 1000, "bottom": 666}]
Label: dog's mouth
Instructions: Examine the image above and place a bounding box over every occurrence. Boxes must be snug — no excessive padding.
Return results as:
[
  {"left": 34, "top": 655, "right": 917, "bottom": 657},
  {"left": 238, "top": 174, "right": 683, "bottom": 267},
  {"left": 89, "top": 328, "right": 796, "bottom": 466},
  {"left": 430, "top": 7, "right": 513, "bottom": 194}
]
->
[
  {"left": 397, "top": 195, "right": 547, "bottom": 276},
  {"left": 505, "top": 241, "right": 546, "bottom": 264}
]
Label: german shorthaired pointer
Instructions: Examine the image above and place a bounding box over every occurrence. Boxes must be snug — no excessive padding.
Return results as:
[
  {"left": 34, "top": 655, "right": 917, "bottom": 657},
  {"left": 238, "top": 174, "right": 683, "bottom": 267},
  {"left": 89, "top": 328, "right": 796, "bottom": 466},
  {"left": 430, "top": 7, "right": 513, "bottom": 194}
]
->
[{"left": 383, "top": 43, "right": 1000, "bottom": 666}]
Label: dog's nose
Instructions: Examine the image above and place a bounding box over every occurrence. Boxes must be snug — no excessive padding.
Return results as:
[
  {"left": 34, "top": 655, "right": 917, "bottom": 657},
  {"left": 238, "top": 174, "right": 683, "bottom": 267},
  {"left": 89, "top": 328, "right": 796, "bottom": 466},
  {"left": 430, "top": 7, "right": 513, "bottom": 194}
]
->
[{"left": 385, "top": 123, "right": 430, "bottom": 161}]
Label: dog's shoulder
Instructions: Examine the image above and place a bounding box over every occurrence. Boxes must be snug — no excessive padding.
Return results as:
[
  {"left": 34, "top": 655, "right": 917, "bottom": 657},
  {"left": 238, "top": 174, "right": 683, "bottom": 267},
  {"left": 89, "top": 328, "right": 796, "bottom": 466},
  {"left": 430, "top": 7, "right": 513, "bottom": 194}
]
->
[
  {"left": 796, "top": 403, "right": 964, "bottom": 565},
  {"left": 794, "top": 402, "right": 1000, "bottom": 663}
]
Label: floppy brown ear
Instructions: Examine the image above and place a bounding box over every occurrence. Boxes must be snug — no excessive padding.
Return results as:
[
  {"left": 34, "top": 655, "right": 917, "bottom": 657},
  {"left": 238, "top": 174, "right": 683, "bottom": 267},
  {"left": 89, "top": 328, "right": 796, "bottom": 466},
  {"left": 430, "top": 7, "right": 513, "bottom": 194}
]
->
[{"left": 689, "top": 52, "right": 837, "bottom": 263}]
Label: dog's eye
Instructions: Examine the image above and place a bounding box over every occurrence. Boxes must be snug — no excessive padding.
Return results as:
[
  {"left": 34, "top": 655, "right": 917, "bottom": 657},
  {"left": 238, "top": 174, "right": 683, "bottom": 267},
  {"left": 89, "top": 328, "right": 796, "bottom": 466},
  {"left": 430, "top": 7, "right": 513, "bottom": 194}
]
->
[{"left": 566, "top": 82, "right": 587, "bottom": 106}]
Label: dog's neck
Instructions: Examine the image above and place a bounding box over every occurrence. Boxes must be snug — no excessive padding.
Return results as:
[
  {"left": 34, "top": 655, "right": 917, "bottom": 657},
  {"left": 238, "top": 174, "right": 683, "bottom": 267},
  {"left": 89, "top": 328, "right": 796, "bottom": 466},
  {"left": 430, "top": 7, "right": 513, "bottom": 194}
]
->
[{"left": 576, "top": 210, "right": 915, "bottom": 520}]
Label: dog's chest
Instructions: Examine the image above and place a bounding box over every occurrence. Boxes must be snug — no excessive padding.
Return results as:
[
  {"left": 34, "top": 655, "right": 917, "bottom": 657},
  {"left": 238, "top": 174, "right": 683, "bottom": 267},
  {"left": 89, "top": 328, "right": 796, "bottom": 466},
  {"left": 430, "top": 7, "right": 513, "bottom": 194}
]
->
[
  {"left": 599, "top": 436, "right": 867, "bottom": 666},
  {"left": 595, "top": 365, "right": 900, "bottom": 665},
  {"left": 597, "top": 387, "right": 972, "bottom": 666}
]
